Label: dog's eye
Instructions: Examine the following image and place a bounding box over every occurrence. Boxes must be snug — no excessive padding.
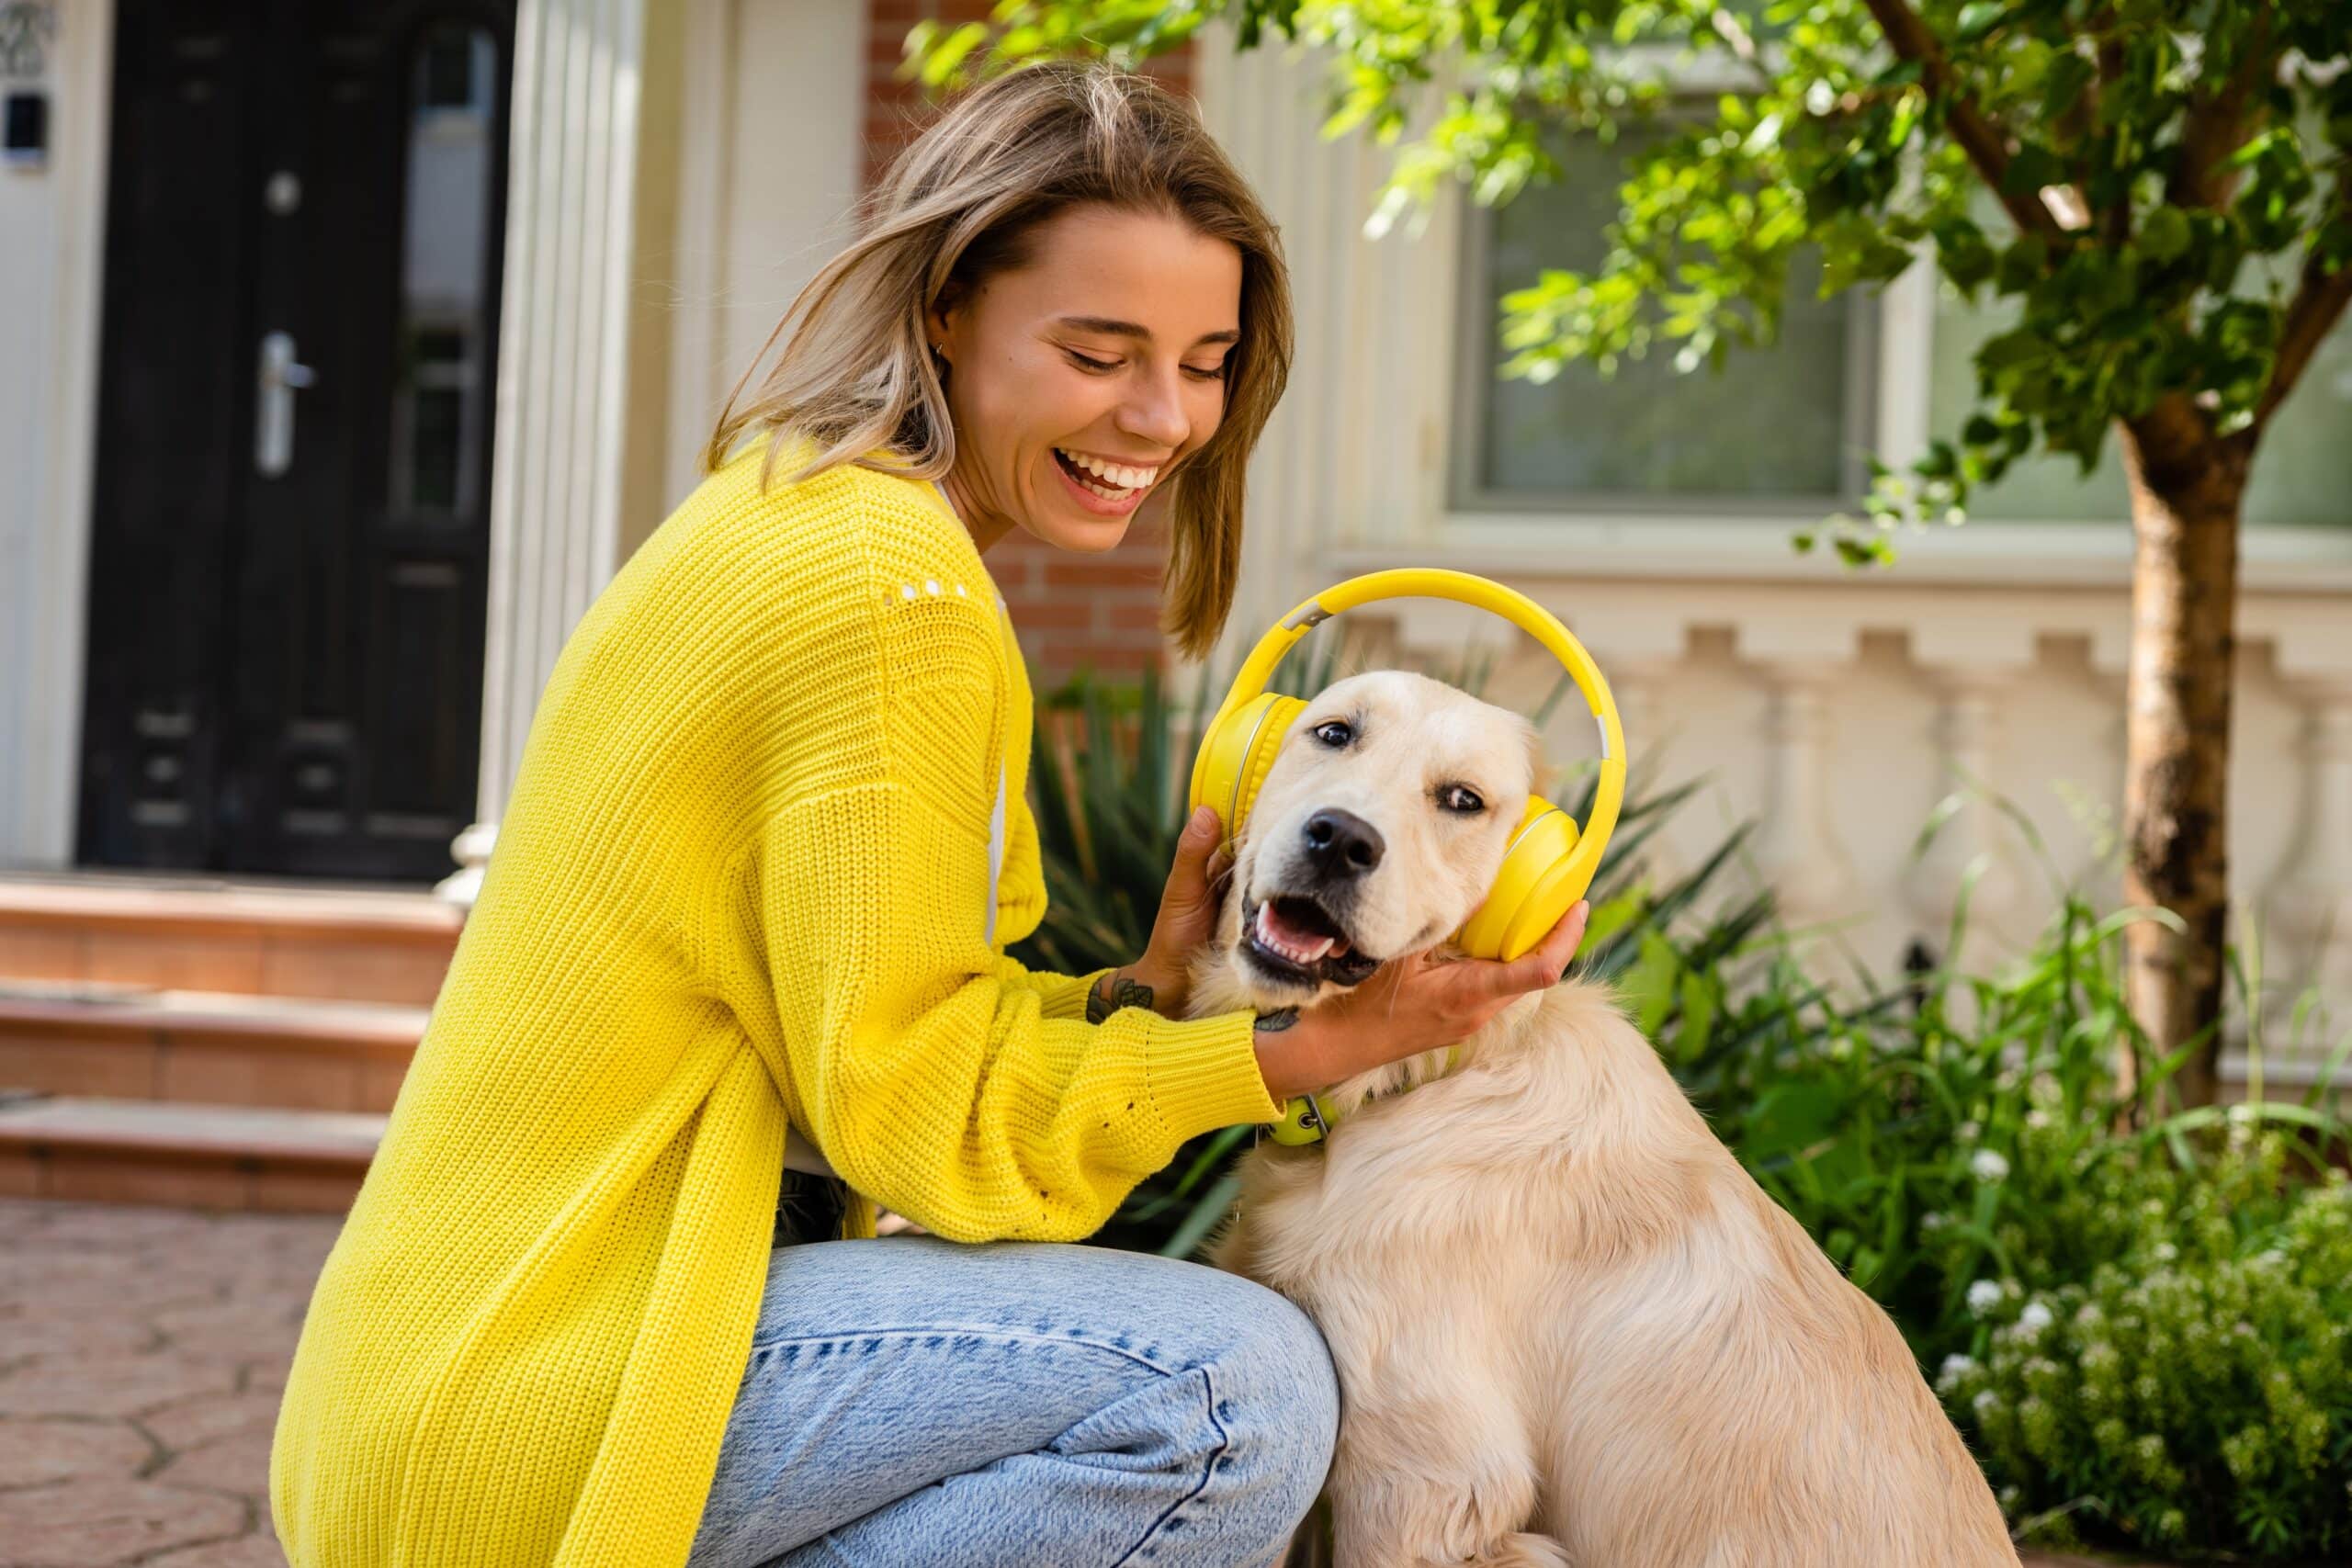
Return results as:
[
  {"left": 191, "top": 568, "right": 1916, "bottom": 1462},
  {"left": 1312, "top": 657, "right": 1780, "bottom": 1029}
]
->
[
  {"left": 1312, "top": 720, "right": 1352, "bottom": 748},
  {"left": 1439, "top": 784, "right": 1484, "bottom": 814}
]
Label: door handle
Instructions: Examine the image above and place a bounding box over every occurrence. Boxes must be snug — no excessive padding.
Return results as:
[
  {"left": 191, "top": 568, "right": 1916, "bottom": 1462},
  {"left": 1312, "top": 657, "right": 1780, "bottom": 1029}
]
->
[{"left": 254, "top": 331, "right": 317, "bottom": 478}]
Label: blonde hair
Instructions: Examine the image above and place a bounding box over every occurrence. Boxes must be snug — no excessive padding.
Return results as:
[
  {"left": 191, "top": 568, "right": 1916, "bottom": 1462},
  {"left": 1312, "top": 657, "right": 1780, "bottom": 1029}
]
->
[{"left": 706, "top": 60, "right": 1293, "bottom": 660}]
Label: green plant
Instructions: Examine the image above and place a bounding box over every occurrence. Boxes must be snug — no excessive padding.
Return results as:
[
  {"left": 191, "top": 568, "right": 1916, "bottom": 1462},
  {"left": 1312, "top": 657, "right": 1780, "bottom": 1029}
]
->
[{"left": 1938, "top": 1137, "right": 2352, "bottom": 1559}]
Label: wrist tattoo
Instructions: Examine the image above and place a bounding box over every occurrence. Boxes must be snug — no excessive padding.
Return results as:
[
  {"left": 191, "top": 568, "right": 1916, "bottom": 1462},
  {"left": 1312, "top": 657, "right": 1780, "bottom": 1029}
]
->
[
  {"left": 1254, "top": 1007, "right": 1301, "bottom": 1033},
  {"left": 1087, "top": 973, "right": 1155, "bottom": 1024}
]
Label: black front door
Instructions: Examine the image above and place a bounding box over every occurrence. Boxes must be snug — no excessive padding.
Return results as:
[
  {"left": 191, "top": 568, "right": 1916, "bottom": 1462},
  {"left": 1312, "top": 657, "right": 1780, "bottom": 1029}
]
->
[{"left": 79, "top": 0, "right": 514, "bottom": 882}]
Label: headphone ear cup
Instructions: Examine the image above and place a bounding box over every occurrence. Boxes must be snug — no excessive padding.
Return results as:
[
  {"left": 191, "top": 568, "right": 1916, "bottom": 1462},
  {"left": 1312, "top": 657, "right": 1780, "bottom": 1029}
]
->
[
  {"left": 1228, "top": 694, "right": 1305, "bottom": 833},
  {"left": 1188, "top": 694, "right": 1306, "bottom": 839},
  {"left": 1455, "top": 795, "right": 1586, "bottom": 962}
]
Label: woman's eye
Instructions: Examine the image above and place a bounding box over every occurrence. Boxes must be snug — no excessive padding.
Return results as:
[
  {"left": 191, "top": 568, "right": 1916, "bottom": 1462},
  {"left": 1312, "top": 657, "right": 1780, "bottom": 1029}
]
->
[
  {"left": 1066, "top": 347, "right": 1226, "bottom": 381},
  {"left": 1439, "top": 784, "right": 1484, "bottom": 814},
  {"left": 1313, "top": 721, "right": 1351, "bottom": 748}
]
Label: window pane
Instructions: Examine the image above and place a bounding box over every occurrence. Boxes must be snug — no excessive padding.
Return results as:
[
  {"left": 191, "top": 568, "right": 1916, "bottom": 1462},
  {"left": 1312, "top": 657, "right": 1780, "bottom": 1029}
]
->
[
  {"left": 1465, "top": 130, "right": 1860, "bottom": 505},
  {"left": 390, "top": 22, "right": 497, "bottom": 521}
]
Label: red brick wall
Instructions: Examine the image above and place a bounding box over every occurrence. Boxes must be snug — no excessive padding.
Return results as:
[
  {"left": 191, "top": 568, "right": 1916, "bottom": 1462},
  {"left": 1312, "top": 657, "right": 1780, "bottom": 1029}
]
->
[{"left": 864, "top": 3, "right": 1194, "bottom": 687}]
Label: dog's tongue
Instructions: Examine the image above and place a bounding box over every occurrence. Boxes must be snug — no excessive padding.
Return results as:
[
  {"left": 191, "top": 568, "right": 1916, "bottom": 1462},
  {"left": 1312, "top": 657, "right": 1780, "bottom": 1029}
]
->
[{"left": 1255, "top": 900, "right": 1346, "bottom": 962}]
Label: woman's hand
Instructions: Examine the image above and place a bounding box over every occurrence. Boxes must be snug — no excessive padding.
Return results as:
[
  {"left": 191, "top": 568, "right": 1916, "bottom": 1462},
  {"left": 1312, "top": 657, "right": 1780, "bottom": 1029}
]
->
[
  {"left": 1089, "top": 805, "right": 1233, "bottom": 1023},
  {"left": 1250, "top": 899, "right": 1591, "bottom": 1101}
]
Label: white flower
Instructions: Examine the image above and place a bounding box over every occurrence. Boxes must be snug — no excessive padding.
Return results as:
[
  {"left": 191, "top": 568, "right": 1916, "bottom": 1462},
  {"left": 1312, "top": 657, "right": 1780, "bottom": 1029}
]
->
[
  {"left": 1938, "top": 1354, "right": 1978, "bottom": 1392},
  {"left": 2000, "top": 1043, "right": 2027, "bottom": 1072},
  {"left": 1973, "top": 1389, "right": 2001, "bottom": 1416},
  {"left": 1970, "top": 1149, "right": 2012, "bottom": 1183},
  {"left": 1968, "top": 1279, "right": 2005, "bottom": 1315},
  {"left": 1958, "top": 1120, "right": 1982, "bottom": 1143},
  {"left": 2018, "top": 1302, "right": 2055, "bottom": 1337}
]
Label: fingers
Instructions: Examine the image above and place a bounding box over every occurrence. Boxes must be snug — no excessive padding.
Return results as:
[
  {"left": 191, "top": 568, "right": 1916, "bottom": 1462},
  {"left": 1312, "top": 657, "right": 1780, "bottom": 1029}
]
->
[
  {"left": 1524, "top": 898, "right": 1591, "bottom": 984},
  {"left": 1163, "top": 806, "right": 1222, "bottom": 902},
  {"left": 1482, "top": 899, "right": 1591, "bottom": 997}
]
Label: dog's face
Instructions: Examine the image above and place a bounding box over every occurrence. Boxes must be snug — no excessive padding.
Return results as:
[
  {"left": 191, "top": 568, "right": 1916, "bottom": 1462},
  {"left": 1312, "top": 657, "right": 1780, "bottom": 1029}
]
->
[{"left": 1214, "top": 671, "right": 1540, "bottom": 1007}]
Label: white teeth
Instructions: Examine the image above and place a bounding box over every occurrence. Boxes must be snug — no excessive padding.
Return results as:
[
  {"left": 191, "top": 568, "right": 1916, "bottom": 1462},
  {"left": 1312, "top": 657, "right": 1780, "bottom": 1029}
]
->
[
  {"left": 1058, "top": 448, "right": 1159, "bottom": 491},
  {"left": 1253, "top": 903, "right": 1335, "bottom": 965}
]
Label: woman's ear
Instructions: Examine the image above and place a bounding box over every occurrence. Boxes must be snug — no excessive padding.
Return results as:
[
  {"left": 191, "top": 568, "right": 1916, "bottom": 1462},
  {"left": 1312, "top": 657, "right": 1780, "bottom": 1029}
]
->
[{"left": 924, "top": 287, "right": 965, "bottom": 364}]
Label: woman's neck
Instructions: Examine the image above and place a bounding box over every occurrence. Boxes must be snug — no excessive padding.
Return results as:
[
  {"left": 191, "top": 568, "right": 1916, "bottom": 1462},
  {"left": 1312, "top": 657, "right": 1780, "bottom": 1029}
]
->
[{"left": 934, "top": 469, "right": 1014, "bottom": 556}]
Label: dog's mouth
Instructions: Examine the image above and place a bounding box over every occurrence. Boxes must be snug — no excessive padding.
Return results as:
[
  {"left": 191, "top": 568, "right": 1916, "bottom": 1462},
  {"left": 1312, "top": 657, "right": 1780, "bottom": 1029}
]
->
[{"left": 1239, "top": 894, "right": 1384, "bottom": 990}]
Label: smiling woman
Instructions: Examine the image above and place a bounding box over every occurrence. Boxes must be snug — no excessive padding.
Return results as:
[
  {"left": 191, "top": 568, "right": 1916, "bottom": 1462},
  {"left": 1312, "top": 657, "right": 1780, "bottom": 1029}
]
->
[{"left": 269, "top": 58, "right": 1583, "bottom": 1568}]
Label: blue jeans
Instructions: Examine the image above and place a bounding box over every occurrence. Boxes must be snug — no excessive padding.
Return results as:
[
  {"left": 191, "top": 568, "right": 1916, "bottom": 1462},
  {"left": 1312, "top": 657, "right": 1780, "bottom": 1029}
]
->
[{"left": 684, "top": 1183, "right": 1339, "bottom": 1567}]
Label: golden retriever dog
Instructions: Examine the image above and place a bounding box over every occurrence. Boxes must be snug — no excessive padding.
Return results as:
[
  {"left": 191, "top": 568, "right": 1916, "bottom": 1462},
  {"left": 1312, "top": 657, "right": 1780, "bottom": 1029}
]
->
[{"left": 1188, "top": 671, "right": 2016, "bottom": 1568}]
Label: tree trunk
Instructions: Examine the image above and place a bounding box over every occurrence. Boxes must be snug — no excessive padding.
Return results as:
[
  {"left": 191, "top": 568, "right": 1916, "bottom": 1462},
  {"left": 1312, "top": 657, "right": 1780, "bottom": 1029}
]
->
[{"left": 2114, "top": 404, "right": 2248, "bottom": 1111}]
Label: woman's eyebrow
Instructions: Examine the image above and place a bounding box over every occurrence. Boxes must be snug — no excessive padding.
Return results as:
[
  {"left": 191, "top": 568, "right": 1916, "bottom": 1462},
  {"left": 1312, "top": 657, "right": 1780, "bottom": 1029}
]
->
[{"left": 1054, "top": 314, "right": 1240, "bottom": 348}]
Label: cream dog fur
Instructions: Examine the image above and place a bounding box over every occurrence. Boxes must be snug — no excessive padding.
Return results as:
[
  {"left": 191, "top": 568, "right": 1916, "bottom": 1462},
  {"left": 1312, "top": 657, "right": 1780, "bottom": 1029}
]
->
[{"left": 1189, "top": 671, "right": 2016, "bottom": 1568}]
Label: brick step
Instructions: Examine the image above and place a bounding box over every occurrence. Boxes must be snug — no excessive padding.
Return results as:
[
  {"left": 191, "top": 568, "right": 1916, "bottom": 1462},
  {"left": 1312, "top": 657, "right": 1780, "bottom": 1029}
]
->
[
  {"left": 0, "top": 980, "right": 424, "bottom": 1113},
  {"left": 0, "top": 873, "right": 463, "bottom": 1007},
  {"left": 0, "top": 1094, "right": 382, "bottom": 1212}
]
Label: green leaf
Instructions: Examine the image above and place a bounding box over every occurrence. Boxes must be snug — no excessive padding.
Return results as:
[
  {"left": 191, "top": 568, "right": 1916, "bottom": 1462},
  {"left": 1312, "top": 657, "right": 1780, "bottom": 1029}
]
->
[
  {"left": 2000, "top": 144, "right": 2066, "bottom": 200},
  {"left": 1995, "top": 234, "right": 2050, "bottom": 293},
  {"left": 2040, "top": 53, "right": 2095, "bottom": 124},
  {"left": 1955, "top": 1, "right": 2008, "bottom": 42},
  {"left": 2141, "top": 205, "right": 2192, "bottom": 264}
]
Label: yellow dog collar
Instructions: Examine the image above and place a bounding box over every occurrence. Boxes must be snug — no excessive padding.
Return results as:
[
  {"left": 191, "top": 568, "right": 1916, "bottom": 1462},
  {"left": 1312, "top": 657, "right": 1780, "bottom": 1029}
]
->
[{"left": 1264, "top": 1045, "right": 1467, "bottom": 1147}]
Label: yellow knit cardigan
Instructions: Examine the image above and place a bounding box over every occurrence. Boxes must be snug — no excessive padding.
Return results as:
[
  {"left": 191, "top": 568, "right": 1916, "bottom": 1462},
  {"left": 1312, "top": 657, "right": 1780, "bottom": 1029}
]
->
[{"left": 269, "top": 443, "right": 1283, "bottom": 1568}]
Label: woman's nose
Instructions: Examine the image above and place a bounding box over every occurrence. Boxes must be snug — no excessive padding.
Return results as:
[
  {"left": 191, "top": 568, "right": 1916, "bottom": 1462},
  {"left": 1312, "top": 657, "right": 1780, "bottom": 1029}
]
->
[{"left": 1114, "top": 368, "right": 1190, "bottom": 449}]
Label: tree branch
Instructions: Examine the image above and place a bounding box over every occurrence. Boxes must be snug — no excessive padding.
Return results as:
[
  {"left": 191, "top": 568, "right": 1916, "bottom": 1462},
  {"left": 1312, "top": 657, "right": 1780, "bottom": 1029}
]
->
[
  {"left": 1858, "top": 0, "right": 2059, "bottom": 237},
  {"left": 2253, "top": 181, "right": 2352, "bottom": 432},
  {"left": 2165, "top": 1, "right": 2275, "bottom": 213}
]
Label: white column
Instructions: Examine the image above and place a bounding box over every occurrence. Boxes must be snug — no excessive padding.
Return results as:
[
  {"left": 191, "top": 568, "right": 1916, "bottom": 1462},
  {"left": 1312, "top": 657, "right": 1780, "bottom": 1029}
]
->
[
  {"left": 1739, "top": 621, "right": 1863, "bottom": 933},
  {"left": 1904, "top": 621, "right": 2037, "bottom": 960},
  {"left": 2259, "top": 674, "right": 2352, "bottom": 1072},
  {"left": 1751, "top": 663, "right": 1862, "bottom": 929},
  {"left": 439, "top": 0, "right": 646, "bottom": 903},
  {"left": 0, "top": 0, "right": 109, "bottom": 870}
]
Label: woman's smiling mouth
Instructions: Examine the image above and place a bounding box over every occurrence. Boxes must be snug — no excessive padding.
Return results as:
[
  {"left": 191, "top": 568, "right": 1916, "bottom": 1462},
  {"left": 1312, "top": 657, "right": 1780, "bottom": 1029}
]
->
[{"left": 1052, "top": 446, "right": 1160, "bottom": 513}]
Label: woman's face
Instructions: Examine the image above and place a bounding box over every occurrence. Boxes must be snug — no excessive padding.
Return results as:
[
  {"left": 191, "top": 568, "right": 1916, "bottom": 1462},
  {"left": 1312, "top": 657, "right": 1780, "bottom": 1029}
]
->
[{"left": 927, "top": 203, "right": 1244, "bottom": 555}]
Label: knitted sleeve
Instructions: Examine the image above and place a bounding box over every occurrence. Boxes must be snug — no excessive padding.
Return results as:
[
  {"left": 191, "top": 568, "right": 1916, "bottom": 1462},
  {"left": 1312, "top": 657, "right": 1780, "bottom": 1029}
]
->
[
  {"left": 755, "top": 785, "right": 1280, "bottom": 1242},
  {"left": 748, "top": 492, "right": 1281, "bottom": 1242},
  {"left": 989, "top": 953, "right": 1115, "bottom": 1021}
]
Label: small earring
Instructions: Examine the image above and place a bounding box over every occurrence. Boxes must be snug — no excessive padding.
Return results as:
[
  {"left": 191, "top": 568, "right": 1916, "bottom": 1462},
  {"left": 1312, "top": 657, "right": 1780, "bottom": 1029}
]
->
[{"left": 929, "top": 344, "right": 950, "bottom": 376}]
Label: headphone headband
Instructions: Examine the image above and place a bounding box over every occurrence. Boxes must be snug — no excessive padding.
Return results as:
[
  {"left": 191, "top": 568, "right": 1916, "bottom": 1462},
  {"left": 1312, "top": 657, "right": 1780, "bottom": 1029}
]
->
[{"left": 1199, "top": 568, "right": 1627, "bottom": 915}]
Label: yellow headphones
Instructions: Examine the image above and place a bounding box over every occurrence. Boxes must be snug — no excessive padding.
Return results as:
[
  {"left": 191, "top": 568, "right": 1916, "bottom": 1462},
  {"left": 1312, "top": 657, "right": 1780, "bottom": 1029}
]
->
[
  {"left": 1191, "top": 570, "right": 1627, "bottom": 1148},
  {"left": 1187, "top": 569, "right": 1627, "bottom": 966}
]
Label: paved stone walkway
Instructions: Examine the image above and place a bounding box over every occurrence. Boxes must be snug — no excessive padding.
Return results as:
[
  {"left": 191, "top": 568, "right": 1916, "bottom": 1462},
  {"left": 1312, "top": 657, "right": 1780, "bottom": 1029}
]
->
[
  {"left": 0, "top": 1199, "right": 334, "bottom": 1567},
  {"left": 0, "top": 1197, "right": 2156, "bottom": 1568}
]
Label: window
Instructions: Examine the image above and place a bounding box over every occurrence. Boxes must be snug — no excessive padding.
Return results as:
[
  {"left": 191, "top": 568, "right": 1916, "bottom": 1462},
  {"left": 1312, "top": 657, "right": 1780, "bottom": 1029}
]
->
[{"left": 1453, "top": 127, "right": 1877, "bottom": 513}]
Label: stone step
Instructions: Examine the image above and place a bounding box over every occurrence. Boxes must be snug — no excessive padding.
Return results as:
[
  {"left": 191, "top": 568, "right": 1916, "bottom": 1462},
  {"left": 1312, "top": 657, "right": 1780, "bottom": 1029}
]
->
[
  {"left": 0, "top": 1094, "right": 382, "bottom": 1212},
  {"left": 0, "top": 873, "right": 463, "bottom": 1007},
  {"left": 0, "top": 980, "right": 424, "bottom": 1113}
]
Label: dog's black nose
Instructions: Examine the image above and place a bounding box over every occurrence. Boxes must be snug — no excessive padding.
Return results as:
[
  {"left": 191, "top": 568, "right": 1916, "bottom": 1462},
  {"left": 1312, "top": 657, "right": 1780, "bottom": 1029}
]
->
[{"left": 1302, "top": 809, "right": 1385, "bottom": 878}]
